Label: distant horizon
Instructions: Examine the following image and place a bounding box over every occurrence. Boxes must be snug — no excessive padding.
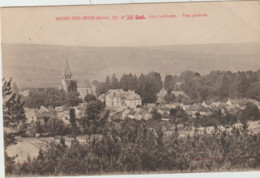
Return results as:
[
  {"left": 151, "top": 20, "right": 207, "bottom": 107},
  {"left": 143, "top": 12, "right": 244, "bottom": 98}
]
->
[{"left": 2, "top": 43, "right": 260, "bottom": 89}]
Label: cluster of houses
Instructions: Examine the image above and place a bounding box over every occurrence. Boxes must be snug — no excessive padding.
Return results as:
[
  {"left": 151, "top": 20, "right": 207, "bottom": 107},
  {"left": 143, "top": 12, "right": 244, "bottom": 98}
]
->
[
  {"left": 106, "top": 98, "right": 260, "bottom": 122},
  {"left": 25, "top": 103, "right": 87, "bottom": 126}
]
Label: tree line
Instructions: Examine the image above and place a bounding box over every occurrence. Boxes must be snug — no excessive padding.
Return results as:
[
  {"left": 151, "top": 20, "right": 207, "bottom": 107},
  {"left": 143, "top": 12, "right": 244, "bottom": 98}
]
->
[
  {"left": 23, "top": 69, "right": 260, "bottom": 109},
  {"left": 24, "top": 88, "right": 82, "bottom": 108},
  {"left": 94, "top": 69, "right": 260, "bottom": 104},
  {"left": 164, "top": 70, "right": 260, "bottom": 102}
]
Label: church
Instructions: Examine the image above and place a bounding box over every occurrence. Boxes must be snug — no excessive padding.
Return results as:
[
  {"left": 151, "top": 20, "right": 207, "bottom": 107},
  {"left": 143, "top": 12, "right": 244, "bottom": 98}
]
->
[
  {"left": 59, "top": 60, "right": 96, "bottom": 99},
  {"left": 59, "top": 60, "right": 77, "bottom": 92}
]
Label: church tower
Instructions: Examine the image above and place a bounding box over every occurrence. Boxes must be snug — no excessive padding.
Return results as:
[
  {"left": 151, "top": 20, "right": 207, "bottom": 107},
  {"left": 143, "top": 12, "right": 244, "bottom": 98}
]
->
[
  {"left": 62, "top": 60, "right": 72, "bottom": 80},
  {"left": 60, "top": 60, "right": 74, "bottom": 92}
]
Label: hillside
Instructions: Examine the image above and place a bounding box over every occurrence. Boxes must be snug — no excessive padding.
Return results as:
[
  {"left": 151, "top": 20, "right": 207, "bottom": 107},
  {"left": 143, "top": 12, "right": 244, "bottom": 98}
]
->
[{"left": 2, "top": 43, "right": 260, "bottom": 89}]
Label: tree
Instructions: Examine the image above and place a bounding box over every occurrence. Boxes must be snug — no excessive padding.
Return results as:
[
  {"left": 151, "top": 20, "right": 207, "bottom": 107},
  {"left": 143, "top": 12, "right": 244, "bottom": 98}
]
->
[
  {"left": 241, "top": 102, "right": 260, "bottom": 121},
  {"left": 120, "top": 74, "right": 130, "bottom": 91},
  {"left": 46, "top": 118, "right": 69, "bottom": 136},
  {"left": 237, "top": 72, "right": 250, "bottom": 98},
  {"left": 246, "top": 82, "right": 260, "bottom": 101},
  {"left": 65, "top": 92, "right": 82, "bottom": 107},
  {"left": 3, "top": 78, "right": 26, "bottom": 131},
  {"left": 70, "top": 108, "right": 79, "bottom": 138},
  {"left": 105, "top": 75, "right": 111, "bottom": 91},
  {"left": 68, "top": 80, "right": 78, "bottom": 92},
  {"left": 169, "top": 106, "right": 187, "bottom": 133},
  {"left": 142, "top": 81, "right": 157, "bottom": 104},
  {"left": 219, "top": 74, "right": 229, "bottom": 100},
  {"left": 164, "top": 75, "right": 173, "bottom": 91},
  {"left": 137, "top": 73, "right": 145, "bottom": 94},
  {"left": 85, "top": 100, "right": 105, "bottom": 121},
  {"left": 111, "top": 73, "right": 119, "bottom": 89},
  {"left": 84, "top": 94, "right": 97, "bottom": 103},
  {"left": 83, "top": 100, "right": 106, "bottom": 133},
  {"left": 128, "top": 73, "right": 135, "bottom": 90},
  {"left": 3, "top": 78, "right": 26, "bottom": 173},
  {"left": 96, "top": 82, "right": 107, "bottom": 96},
  {"left": 24, "top": 88, "right": 67, "bottom": 108},
  {"left": 146, "top": 72, "right": 163, "bottom": 93}
]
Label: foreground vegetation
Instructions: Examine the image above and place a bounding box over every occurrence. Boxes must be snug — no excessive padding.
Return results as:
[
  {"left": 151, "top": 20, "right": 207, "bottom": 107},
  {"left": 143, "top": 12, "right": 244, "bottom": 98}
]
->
[{"left": 6, "top": 118, "right": 260, "bottom": 176}]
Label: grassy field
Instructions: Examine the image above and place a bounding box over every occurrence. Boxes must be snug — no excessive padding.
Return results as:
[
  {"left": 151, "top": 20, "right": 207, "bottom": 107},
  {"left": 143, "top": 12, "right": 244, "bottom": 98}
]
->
[
  {"left": 6, "top": 135, "right": 96, "bottom": 164},
  {"left": 6, "top": 120, "right": 260, "bottom": 164}
]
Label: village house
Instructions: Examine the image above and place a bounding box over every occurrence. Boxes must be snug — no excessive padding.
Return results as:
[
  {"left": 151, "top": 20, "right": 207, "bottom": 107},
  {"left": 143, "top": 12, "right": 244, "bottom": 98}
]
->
[
  {"left": 156, "top": 88, "right": 190, "bottom": 104},
  {"left": 105, "top": 89, "right": 142, "bottom": 108}
]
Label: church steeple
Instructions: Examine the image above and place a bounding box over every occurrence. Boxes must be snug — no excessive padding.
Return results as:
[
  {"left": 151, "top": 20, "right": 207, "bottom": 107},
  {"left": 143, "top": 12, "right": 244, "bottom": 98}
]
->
[{"left": 62, "top": 60, "right": 72, "bottom": 79}]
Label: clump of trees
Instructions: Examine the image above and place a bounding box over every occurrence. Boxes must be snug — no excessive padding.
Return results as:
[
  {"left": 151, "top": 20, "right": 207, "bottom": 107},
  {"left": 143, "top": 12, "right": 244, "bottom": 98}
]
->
[
  {"left": 24, "top": 88, "right": 82, "bottom": 108},
  {"left": 164, "top": 70, "right": 260, "bottom": 102},
  {"left": 95, "top": 72, "right": 163, "bottom": 104},
  {"left": 80, "top": 99, "right": 108, "bottom": 134}
]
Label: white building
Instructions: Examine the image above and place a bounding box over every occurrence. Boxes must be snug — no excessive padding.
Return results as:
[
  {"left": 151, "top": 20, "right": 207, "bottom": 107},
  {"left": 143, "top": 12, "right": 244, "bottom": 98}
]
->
[{"left": 105, "top": 89, "right": 142, "bottom": 108}]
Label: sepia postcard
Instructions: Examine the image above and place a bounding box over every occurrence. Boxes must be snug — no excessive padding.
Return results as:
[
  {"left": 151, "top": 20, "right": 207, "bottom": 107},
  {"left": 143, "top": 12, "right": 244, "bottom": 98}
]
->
[{"left": 1, "top": 1, "right": 260, "bottom": 177}]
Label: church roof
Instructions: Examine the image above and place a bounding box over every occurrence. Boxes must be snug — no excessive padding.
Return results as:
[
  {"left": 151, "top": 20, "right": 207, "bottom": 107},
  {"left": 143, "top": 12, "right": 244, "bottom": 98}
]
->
[{"left": 77, "top": 79, "right": 92, "bottom": 88}]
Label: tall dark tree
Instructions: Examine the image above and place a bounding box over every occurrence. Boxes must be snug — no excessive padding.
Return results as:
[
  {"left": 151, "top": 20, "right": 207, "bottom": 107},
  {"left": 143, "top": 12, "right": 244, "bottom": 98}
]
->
[
  {"left": 219, "top": 74, "right": 229, "bottom": 100},
  {"left": 164, "top": 75, "right": 173, "bottom": 91},
  {"left": 96, "top": 82, "right": 107, "bottom": 96},
  {"left": 68, "top": 80, "right": 78, "bottom": 92},
  {"left": 142, "top": 81, "right": 157, "bottom": 104},
  {"left": 111, "top": 73, "right": 119, "bottom": 89},
  {"left": 3, "top": 78, "right": 26, "bottom": 174},
  {"left": 105, "top": 75, "right": 111, "bottom": 91},
  {"left": 120, "top": 74, "right": 130, "bottom": 91},
  {"left": 69, "top": 108, "right": 79, "bottom": 138},
  {"left": 169, "top": 106, "right": 187, "bottom": 133},
  {"left": 146, "top": 72, "right": 163, "bottom": 93},
  {"left": 128, "top": 73, "right": 135, "bottom": 90},
  {"left": 137, "top": 73, "right": 145, "bottom": 94},
  {"left": 3, "top": 78, "right": 26, "bottom": 129}
]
